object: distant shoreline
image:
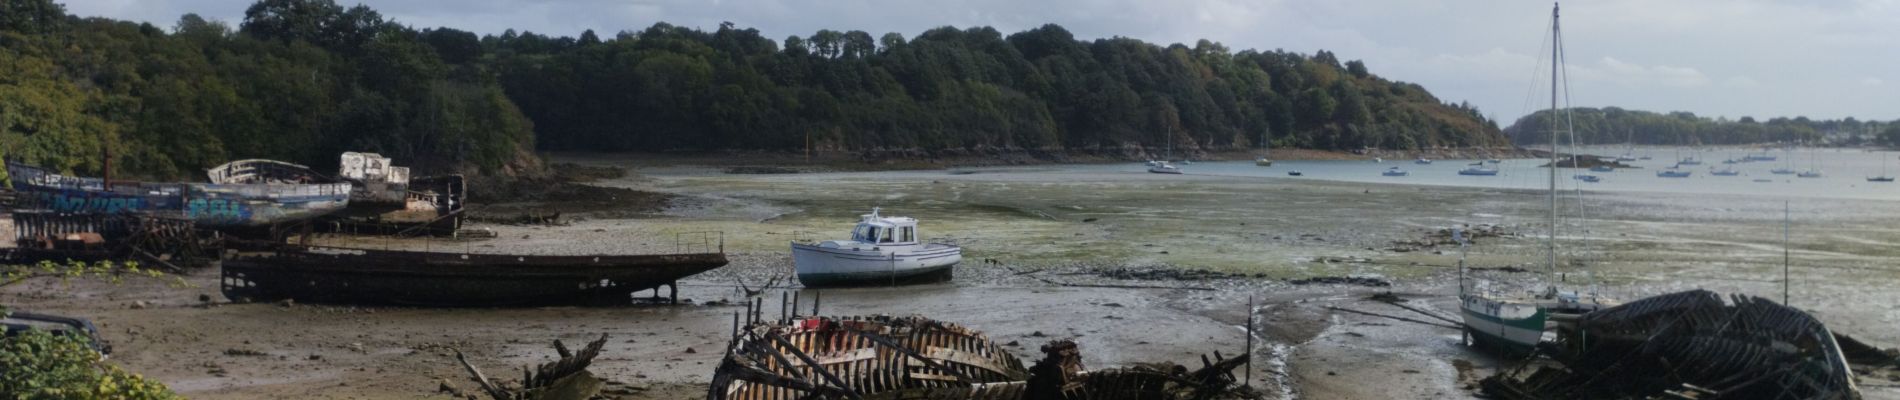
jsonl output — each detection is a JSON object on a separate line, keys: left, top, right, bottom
{"left": 545, "top": 146, "right": 1540, "bottom": 172}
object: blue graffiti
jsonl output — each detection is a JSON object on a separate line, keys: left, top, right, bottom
{"left": 186, "top": 198, "right": 251, "bottom": 222}
{"left": 38, "top": 192, "right": 151, "bottom": 213}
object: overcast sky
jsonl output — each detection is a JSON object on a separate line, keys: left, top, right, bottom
{"left": 67, "top": 0, "right": 1900, "bottom": 122}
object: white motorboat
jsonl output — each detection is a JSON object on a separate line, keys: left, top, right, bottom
{"left": 1381, "top": 167, "right": 1408, "bottom": 176}
{"left": 791, "top": 208, "right": 961, "bottom": 287}
{"left": 1147, "top": 162, "right": 1183, "bottom": 174}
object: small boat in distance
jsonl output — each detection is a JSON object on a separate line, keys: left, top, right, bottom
{"left": 1590, "top": 165, "right": 1614, "bottom": 172}
{"left": 1868, "top": 154, "right": 1892, "bottom": 182}
{"left": 1657, "top": 167, "right": 1692, "bottom": 178}
{"left": 1771, "top": 168, "right": 1796, "bottom": 175}
{"left": 1382, "top": 167, "right": 1409, "bottom": 176}
{"left": 1416, "top": 158, "right": 1434, "bottom": 165}
{"left": 1255, "top": 157, "right": 1272, "bottom": 167}
{"left": 1797, "top": 170, "right": 1822, "bottom": 178}
{"left": 1287, "top": 170, "right": 1304, "bottom": 176}
{"left": 1573, "top": 174, "right": 1600, "bottom": 182}
{"left": 1677, "top": 156, "right": 1702, "bottom": 166}
{"left": 1639, "top": 155, "right": 1653, "bottom": 160}
{"left": 1147, "top": 162, "right": 1183, "bottom": 174}
{"left": 1458, "top": 162, "right": 1499, "bottom": 176}
{"left": 1373, "top": 157, "right": 1384, "bottom": 163}
{"left": 1711, "top": 167, "right": 1741, "bottom": 176}
{"left": 1743, "top": 153, "right": 1777, "bottom": 162}
{"left": 1486, "top": 158, "right": 1502, "bottom": 164}
{"left": 791, "top": 208, "right": 962, "bottom": 287}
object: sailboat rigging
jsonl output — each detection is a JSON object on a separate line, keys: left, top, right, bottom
{"left": 1460, "top": 3, "right": 1613, "bottom": 356}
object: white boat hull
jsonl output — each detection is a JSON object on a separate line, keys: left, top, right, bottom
{"left": 791, "top": 242, "right": 961, "bottom": 287}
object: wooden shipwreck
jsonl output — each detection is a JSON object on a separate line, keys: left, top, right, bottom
{"left": 709, "top": 313, "right": 1260, "bottom": 400}
{"left": 1482, "top": 290, "right": 1868, "bottom": 399}
{"left": 7, "top": 161, "right": 352, "bottom": 228}
{"left": 209, "top": 153, "right": 466, "bottom": 236}
{"left": 220, "top": 237, "right": 728, "bottom": 307}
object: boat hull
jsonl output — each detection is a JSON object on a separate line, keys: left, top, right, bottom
{"left": 1462, "top": 296, "right": 1547, "bottom": 357}
{"left": 791, "top": 242, "right": 960, "bottom": 287}
{"left": 7, "top": 162, "right": 350, "bottom": 227}
{"left": 220, "top": 244, "right": 728, "bottom": 306}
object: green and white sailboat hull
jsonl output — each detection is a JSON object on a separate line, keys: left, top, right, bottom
{"left": 1461, "top": 296, "right": 1548, "bottom": 356}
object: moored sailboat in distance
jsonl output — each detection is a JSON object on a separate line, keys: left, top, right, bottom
{"left": 1868, "top": 154, "right": 1893, "bottom": 182}
{"left": 1382, "top": 166, "right": 1409, "bottom": 176}
{"left": 1458, "top": 162, "right": 1500, "bottom": 176}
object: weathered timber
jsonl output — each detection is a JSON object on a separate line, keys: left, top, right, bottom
{"left": 709, "top": 314, "right": 1262, "bottom": 400}
{"left": 220, "top": 240, "right": 726, "bottom": 307}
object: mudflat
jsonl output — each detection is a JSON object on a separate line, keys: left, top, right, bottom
{"left": 10, "top": 156, "right": 1900, "bottom": 399}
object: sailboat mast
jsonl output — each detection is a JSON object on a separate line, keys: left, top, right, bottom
{"left": 1547, "top": 3, "right": 1561, "bottom": 283}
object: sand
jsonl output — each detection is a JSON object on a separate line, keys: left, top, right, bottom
{"left": 8, "top": 156, "right": 1900, "bottom": 399}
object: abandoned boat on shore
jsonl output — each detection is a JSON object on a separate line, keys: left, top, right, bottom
{"left": 7, "top": 161, "right": 351, "bottom": 228}
{"left": 791, "top": 208, "right": 961, "bottom": 287}
{"left": 220, "top": 240, "right": 728, "bottom": 306}
{"left": 210, "top": 153, "right": 467, "bottom": 235}
{"left": 709, "top": 314, "right": 1256, "bottom": 400}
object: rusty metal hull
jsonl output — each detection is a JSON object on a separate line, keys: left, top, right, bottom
{"left": 220, "top": 244, "right": 727, "bottom": 307}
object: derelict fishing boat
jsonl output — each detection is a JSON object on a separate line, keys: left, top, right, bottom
{"left": 220, "top": 240, "right": 728, "bottom": 306}
{"left": 791, "top": 208, "right": 962, "bottom": 287}
{"left": 6, "top": 161, "right": 350, "bottom": 228}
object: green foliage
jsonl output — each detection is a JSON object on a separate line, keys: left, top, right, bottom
{"left": 4, "top": 0, "right": 1505, "bottom": 177}
{"left": 493, "top": 21, "right": 1507, "bottom": 153}
{"left": 0, "top": 0, "right": 535, "bottom": 179}
{"left": 1505, "top": 107, "right": 1862, "bottom": 146}
{"left": 0, "top": 260, "right": 183, "bottom": 290}
{"left": 0, "top": 329, "right": 180, "bottom": 399}
{"left": 0, "top": 259, "right": 184, "bottom": 399}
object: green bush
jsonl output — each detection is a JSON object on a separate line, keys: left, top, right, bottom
{"left": 0, "top": 329, "right": 179, "bottom": 399}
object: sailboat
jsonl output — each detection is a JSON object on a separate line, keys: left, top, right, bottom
{"left": 1255, "top": 129, "right": 1274, "bottom": 167}
{"left": 1869, "top": 154, "right": 1894, "bottom": 182}
{"left": 1458, "top": 161, "right": 1500, "bottom": 176}
{"left": 1461, "top": 3, "right": 1612, "bottom": 356}
{"left": 1797, "top": 147, "right": 1822, "bottom": 178}
{"left": 1711, "top": 151, "right": 1741, "bottom": 176}
{"left": 1149, "top": 127, "right": 1183, "bottom": 174}
{"left": 1615, "top": 130, "right": 1638, "bottom": 162}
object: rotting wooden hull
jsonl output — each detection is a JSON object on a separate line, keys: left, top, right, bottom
{"left": 219, "top": 243, "right": 727, "bottom": 307}
{"left": 710, "top": 315, "right": 1260, "bottom": 400}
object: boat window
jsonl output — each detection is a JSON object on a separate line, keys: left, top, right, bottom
{"left": 901, "top": 227, "right": 914, "bottom": 243}
{"left": 860, "top": 226, "right": 878, "bottom": 243}
{"left": 881, "top": 227, "right": 894, "bottom": 243}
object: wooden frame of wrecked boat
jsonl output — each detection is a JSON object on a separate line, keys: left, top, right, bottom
{"left": 709, "top": 311, "right": 1260, "bottom": 400}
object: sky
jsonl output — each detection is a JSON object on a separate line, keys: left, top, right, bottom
{"left": 64, "top": 0, "right": 1900, "bottom": 122}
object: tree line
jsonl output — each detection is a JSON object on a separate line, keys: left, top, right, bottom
{"left": 2, "top": 0, "right": 1509, "bottom": 180}
{"left": 492, "top": 21, "right": 1508, "bottom": 154}
{"left": 0, "top": 0, "right": 535, "bottom": 179}
{"left": 1506, "top": 107, "right": 1895, "bottom": 147}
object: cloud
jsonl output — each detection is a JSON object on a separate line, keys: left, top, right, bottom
{"left": 1584, "top": 57, "right": 1711, "bottom": 88}
{"left": 1722, "top": 76, "right": 1760, "bottom": 88}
